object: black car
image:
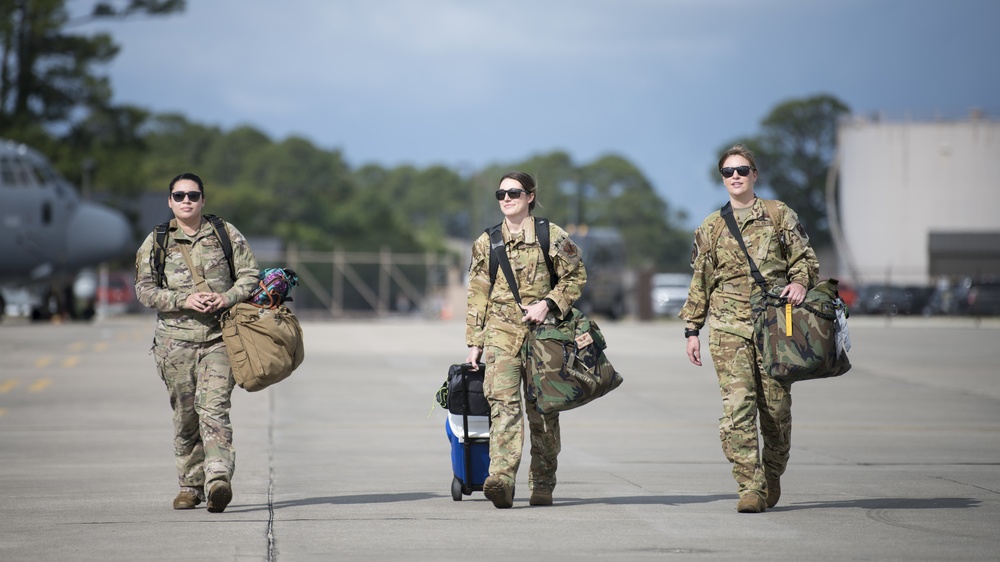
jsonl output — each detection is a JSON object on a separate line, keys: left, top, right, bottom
{"left": 856, "top": 284, "right": 934, "bottom": 316}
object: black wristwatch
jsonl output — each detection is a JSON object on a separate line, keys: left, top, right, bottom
{"left": 543, "top": 298, "right": 557, "bottom": 311}
{"left": 684, "top": 328, "right": 700, "bottom": 339}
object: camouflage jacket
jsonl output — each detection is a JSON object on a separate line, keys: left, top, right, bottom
{"left": 679, "top": 198, "right": 819, "bottom": 340}
{"left": 465, "top": 218, "right": 587, "bottom": 356}
{"left": 135, "top": 217, "right": 259, "bottom": 342}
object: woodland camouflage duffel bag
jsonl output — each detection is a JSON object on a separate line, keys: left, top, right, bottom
{"left": 751, "top": 278, "right": 852, "bottom": 385}
{"left": 525, "top": 307, "right": 623, "bottom": 414}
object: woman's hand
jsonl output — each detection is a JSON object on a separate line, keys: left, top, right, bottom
{"left": 780, "top": 282, "right": 807, "bottom": 306}
{"left": 183, "top": 292, "right": 226, "bottom": 313}
{"left": 465, "top": 346, "right": 482, "bottom": 369}
{"left": 520, "top": 301, "right": 550, "bottom": 324}
{"left": 686, "top": 336, "right": 702, "bottom": 366}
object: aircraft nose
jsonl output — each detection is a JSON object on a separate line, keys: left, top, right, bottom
{"left": 66, "top": 202, "right": 134, "bottom": 267}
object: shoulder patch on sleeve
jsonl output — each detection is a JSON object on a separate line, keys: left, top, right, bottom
{"left": 689, "top": 240, "right": 699, "bottom": 268}
{"left": 795, "top": 223, "right": 810, "bottom": 242}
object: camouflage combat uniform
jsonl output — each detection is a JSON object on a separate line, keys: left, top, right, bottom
{"left": 679, "top": 199, "right": 818, "bottom": 501}
{"left": 135, "top": 217, "right": 259, "bottom": 494}
{"left": 466, "top": 218, "right": 586, "bottom": 494}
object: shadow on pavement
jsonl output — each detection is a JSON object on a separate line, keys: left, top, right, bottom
{"left": 778, "top": 497, "right": 981, "bottom": 511}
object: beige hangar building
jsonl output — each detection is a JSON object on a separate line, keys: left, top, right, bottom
{"left": 834, "top": 114, "right": 1000, "bottom": 287}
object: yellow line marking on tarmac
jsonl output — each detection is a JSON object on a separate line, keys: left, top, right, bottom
{"left": 0, "top": 380, "right": 19, "bottom": 394}
{"left": 28, "top": 379, "right": 52, "bottom": 393}
{"left": 35, "top": 357, "right": 53, "bottom": 369}
{"left": 93, "top": 342, "right": 109, "bottom": 352}
{"left": 69, "top": 342, "right": 86, "bottom": 353}
{"left": 61, "top": 356, "right": 80, "bottom": 368}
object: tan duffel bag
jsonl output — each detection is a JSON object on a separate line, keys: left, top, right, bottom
{"left": 220, "top": 302, "right": 304, "bottom": 392}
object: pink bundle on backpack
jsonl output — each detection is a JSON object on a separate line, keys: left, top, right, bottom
{"left": 246, "top": 268, "right": 299, "bottom": 309}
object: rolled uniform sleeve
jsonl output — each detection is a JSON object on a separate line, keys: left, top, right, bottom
{"left": 221, "top": 222, "right": 260, "bottom": 308}
{"left": 678, "top": 220, "right": 715, "bottom": 331}
{"left": 777, "top": 204, "right": 819, "bottom": 290}
{"left": 135, "top": 232, "right": 187, "bottom": 313}
{"left": 544, "top": 224, "right": 586, "bottom": 316}
{"left": 465, "top": 233, "right": 491, "bottom": 348}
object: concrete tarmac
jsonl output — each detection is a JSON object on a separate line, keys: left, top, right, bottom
{"left": 0, "top": 314, "right": 998, "bottom": 561}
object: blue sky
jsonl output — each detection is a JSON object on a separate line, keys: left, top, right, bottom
{"left": 89, "top": 0, "right": 1000, "bottom": 229}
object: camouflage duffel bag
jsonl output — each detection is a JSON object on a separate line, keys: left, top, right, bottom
{"left": 220, "top": 302, "right": 305, "bottom": 392}
{"left": 751, "top": 278, "right": 852, "bottom": 385}
{"left": 525, "top": 307, "right": 623, "bottom": 414}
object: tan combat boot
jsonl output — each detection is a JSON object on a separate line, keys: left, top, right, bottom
{"left": 736, "top": 492, "right": 766, "bottom": 513}
{"left": 483, "top": 475, "right": 514, "bottom": 509}
{"left": 529, "top": 489, "right": 553, "bottom": 506}
{"left": 766, "top": 475, "right": 781, "bottom": 509}
{"left": 206, "top": 481, "right": 232, "bottom": 513}
{"left": 172, "top": 487, "right": 203, "bottom": 510}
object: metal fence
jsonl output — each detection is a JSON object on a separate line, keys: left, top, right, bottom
{"left": 256, "top": 246, "right": 459, "bottom": 318}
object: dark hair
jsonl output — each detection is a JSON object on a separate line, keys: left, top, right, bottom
{"left": 717, "top": 144, "right": 758, "bottom": 173}
{"left": 169, "top": 172, "right": 205, "bottom": 194}
{"left": 499, "top": 171, "right": 537, "bottom": 211}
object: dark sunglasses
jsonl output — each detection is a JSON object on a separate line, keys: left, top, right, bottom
{"left": 495, "top": 188, "right": 528, "bottom": 200}
{"left": 720, "top": 166, "right": 754, "bottom": 178}
{"left": 171, "top": 190, "right": 202, "bottom": 203}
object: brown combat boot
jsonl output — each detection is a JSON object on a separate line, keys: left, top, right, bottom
{"left": 483, "top": 475, "right": 514, "bottom": 509}
{"left": 206, "top": 481, "right": 232, "bottom": 513}
{"left": 736, "top": 492, "right": 766, "bottom": 513}
{"left": 766, "top": 475, "right": 781, "bottom": 509}
{"left": 172, "top": 487, "right": 203, "bottom": 510}
{"left": 529, "top": 489, "right": 553, "bottom": 506}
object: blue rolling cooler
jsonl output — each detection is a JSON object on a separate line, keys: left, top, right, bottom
{"left": 444, "top": 363, "right": 490, "bottom": 501}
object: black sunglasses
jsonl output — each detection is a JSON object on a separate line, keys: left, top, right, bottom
{"left": 720, "top": 166, "right": 754, "bottom": 178}
{"left": 495, "top": 188, "right": 528, "bottom": 200}
{"left": 171, "top": 190, "right": 202, "bottom": 203}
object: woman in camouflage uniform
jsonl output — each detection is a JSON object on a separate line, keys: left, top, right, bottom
{"left": 464, "top": 171, "right": 587, "bottom": 508}
{"left": 679, "top": 145, "right": 819, "bottom": 513}
{"left": 134, "top": 173, "right": 259, "bottom": 513}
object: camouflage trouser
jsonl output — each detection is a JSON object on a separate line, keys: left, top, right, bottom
{"left": 152, "top": 335, "right": 236, "bottom": 490}
{"left": 482, "top": 342, "right": 561, "bottom": 493}
{"left": 708, "top": 330, "right": 792, "bottom": 498}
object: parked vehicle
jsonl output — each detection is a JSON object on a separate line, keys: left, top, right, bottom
{"left": 925, "top": 278, "right": 1000, "bottom": 316}
{"left": 966, "top": 281, "right": 1000, "bottom": 315}
{"left": 855, "top": 284, "right": 934, "bottom": 316}
{"left": 651, "top": 273, "right": 692, "bottom": 317}
{"left": 571, "top": 227, "right": 627, "bottom": 320}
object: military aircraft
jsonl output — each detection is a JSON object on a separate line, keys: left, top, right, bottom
{"left": 0, "top": 138, "right": 134, "bottom": 321}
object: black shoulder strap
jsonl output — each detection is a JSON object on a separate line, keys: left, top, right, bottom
{"left": 487, "top": 217, "right": 557, "bottom": 292}
{"left": 720, "top": 202, "right": 768, "bottom": 290}
{"left": 151, "top": 214, "right": 235, "bottom": 288}
{"left": 487, "top": 225, "right": 522, "bottom": 307}
{"left": 152, "top": 220, "right": 171, "bottom": 288}
{"left": 204, "top": 214, "right": 235, "bottom": 281}
{"left": 488, "top": 223, "right": 502, "bottom": 290}
{"left": 534, "top": 217, "right": 557, "bottom": 289}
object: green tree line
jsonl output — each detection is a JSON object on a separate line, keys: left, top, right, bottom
{"left": 3, "top": 0, "right": 845, "bottom": 273}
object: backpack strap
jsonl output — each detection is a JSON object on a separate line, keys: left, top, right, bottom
{"left": 151, "top": 214, "right": 235, "bottom": 288}
{"left": 487, "top": 216, "right": 557, "bottom": 295}
{"left": 487, "top": 226, "right": 522, "bottom": 307}
{"left": 760, "top": 199, "right": 788, "bottom": 260}
{"left": 152, "top": 220, "right": 171, "bottom": 288}
{"left": 204, "top": 214, "right": 235, "bottom": 282}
